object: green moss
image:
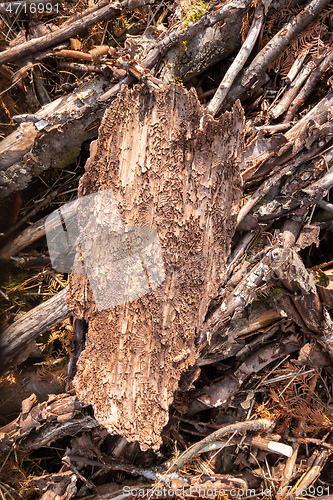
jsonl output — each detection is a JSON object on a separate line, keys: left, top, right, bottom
{"left": 315, "top": 269, "right": 330, "bottom": 287}
{"left": 183, "top": 0, "right": 206, "bottom": 27}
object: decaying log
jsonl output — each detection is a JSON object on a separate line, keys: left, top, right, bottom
{"left": 0, "top": 77, "right": 112, "bottom": 200}
{"left": 0, "top": 286, "right": 70, "bottom": 369}
{"left": 68, "top": 84, "right": 244, "bottom": 450}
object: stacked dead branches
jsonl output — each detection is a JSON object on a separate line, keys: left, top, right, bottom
{"left": 1, "top": 0, "right": 333, "bottom": 498}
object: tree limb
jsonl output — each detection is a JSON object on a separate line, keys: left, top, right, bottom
{"left": 0, "top": 0, "right": 155, "bottom": 65}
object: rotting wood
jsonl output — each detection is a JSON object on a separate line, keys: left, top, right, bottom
{"left": 68, "top": 83, "right": 244, "bottom": 450}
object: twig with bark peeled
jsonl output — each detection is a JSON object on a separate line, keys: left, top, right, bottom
{"left": 166, "top": 419, "right": 274, "bottom": 473}
{"left": 207, "top": 0, "right": 268, "bottom": 116}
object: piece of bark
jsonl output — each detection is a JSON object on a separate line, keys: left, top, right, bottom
{"left": 0, "top": 393, "right": 93, "bottom": 451}
{"left": 0, "top": 287, "right": 70, "bottom": 369}
{"left": 30, "top": 470, "right": 77, "bottom": 500}
{"left": 58, "top": 61, "right": 104, "bottom": 73}
{"left": 68, "top": 84, "right": 244, "bottom": 450}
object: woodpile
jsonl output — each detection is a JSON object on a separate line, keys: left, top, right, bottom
{"left": 0, "top": 0, "right": 333, "bottom": 498}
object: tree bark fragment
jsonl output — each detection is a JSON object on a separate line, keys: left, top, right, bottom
{"left": 68, "top": 83, "right": 244, "bottom": 450}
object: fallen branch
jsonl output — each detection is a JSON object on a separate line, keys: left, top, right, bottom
{"left": 207, "top": 0, "right": 268, "bottom": 116}
{"left": 0, "top": 0, "right": 155, "bottom": 65}
{"left": 0, "top": 199, "right": 77, "bottom": 260}
{"left": 285, "top": 48, "right": 309, "bottom": 84}
{"left": 270, "top": 57, "right": 322, "bottom": 120}
{"left": 285, "top": 45, "right": 333, "bottom": 121}
{"left": 0, "top": 286, "right": 70, "bottom": 369}
{"left": 0, "top": 76, "right": 109, "bottom": 200}
{"left": 166, "top": 419, "right": 274, "bottom": 473}
{"left": 199, "top": 435, "right": 293, "bottom": 457}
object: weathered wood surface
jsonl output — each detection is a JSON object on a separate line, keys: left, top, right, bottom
{"left": 68, "top": 84, "right": 244, "bottom": 449}
{"left": 0, "top": 286, "right": 70, "bottom": 369}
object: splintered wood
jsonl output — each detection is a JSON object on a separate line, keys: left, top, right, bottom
{"left": 68, "top": 84, "right": 244, "bottom": 449}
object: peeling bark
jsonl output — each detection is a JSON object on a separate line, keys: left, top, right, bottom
{"left": 68, "top": 84, "right": 244, "bottom": 450}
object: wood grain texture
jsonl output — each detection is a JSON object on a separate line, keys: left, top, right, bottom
{"left": 68, "top": 84, "right": 244, "bottom": 449}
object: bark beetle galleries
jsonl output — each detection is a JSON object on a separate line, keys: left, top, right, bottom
{"left": 67, "top": 84, "right": 244, "bottom": 450}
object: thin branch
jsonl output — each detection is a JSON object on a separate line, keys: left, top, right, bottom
{"left": 166, "top": 419, "right": 274, "bottom": 473}
{"left": 285, "top": 45, "right": 333, "bottom": 121}
{"left": 0, "top": 0, "right": 155, "bottom": 65}
{"left": 207, "top": 1, "right": 268, "bottom": 116}
{"left": 270, "top": 57, "right": 322, "bottom": 120}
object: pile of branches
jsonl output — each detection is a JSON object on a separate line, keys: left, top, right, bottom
{"left": 1, "top": 0, "right": 333, "bottom": 498}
